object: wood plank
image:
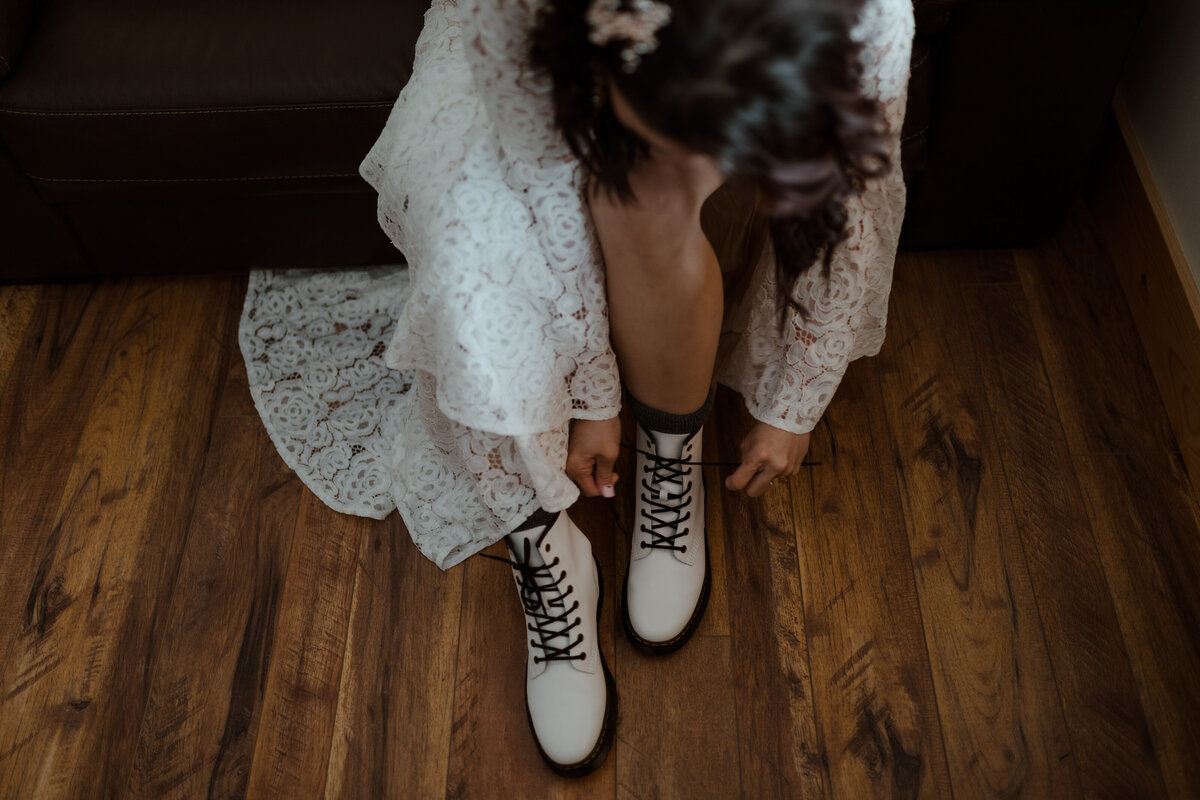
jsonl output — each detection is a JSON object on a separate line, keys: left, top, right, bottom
{"left": 715, "top": 388, "right": 826, "bottom": 800}
{"left": 963, "top": 280, "right": 1168, "bottom": 798}
{"left": 322, "top": 515, "right": 462, "bottom": 800}
{"left": 124, "top": 410, "right": 303, "bottom": 799}
{"left": 1071, "top": 450, "right": 1200, "bottom": 799}
{"left": 0, "top": 276, "right": 241, "bottom": 798}
{"left": 792, "top": 359, "right": 952, "bottom": 799}
{"left": 0, "top": 284, "right": 39, "bottom": 391}
{"left": 1084, "top": 108, "right": 1200, "bottom": 499}
{"left": 697, "top": 422, "right": 730, "bottom": 636}
{"left": 0, "top": 283, "right": 118, "bottom": 674}
{"left": 614, "top": 636, "right": 739, "bottom": 800}
{"left": 244, "top": 492, "right": 367, "bottom": 798}
{"left": 217, "top": 275, "right": 259, "bottom": 420}
{"left": 1014, "top": 202, "right": 1178, "bottom": 456}
{"left": 445, "top": 494, "right": 617, "bottom": 798}
{"left": 876, "top": 250, "right": 1079, "bottom": 799}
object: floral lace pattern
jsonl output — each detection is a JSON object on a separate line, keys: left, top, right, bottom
{"left": 239, "top": 0, "right": 914, "bottom": 569}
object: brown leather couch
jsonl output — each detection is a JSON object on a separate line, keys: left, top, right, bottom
{"left": 0, "top": 0, "right": 1144, "bottom": 282}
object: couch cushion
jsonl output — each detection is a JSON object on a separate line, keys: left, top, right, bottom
{"left": 0, "top": 0, "right": 35, "bottom": 79}
{"left": 0, "top": 0, "right": 427, "bottom": 201}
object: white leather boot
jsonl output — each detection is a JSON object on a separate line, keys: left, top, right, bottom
{"left": 503, "top": 511, "right": 616, "bottom": 776}
{"left": 622, "top": 422, "right": 710, "bottom": 654}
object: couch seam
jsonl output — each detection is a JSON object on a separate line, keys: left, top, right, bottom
{"left": 0, "top": 101, "right": 392, "bottom": 117}
{"left": 901, "top": 126, "right": 929, "bottom": 144}
{"left": 28, "top": 172, "right": 362, "bottom": 183}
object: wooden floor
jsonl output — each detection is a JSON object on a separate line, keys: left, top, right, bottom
{"left": 3, "top": 159, "right": 1200, "bottom": 800}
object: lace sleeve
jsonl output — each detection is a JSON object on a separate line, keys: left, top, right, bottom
{"left": 718, "top": 0, "right": 915, "bottom": 435}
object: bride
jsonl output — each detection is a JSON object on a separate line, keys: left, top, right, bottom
{"left": 240, "top": 0, "right": 913, "bottom": 776}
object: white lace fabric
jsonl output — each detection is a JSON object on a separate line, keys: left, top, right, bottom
{"left": 239, "top": 0, "right": 914, "bottom": 569}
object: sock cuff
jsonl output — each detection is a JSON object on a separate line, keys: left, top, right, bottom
{"left": 626, "top": 384, "right": 715, "bottom": 436}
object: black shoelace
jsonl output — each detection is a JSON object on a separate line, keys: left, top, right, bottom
{"left": 638, "top": 446, "right": 696, "bottom": 553}
{"left": 482, "top": 535, "right": 586, "bottom": 665}
{"left": 606, "top": 440, "right": 821, "bottom": 543}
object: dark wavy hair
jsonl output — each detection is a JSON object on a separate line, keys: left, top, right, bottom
{"left": 530, "top": 0, "right": 891, "bottom": 324}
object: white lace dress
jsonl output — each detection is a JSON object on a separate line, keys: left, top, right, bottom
{"left": 239, "top": 0, "right": 914, "bottom": 570}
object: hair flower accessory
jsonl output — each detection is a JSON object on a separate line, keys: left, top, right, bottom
{"left": 586, "top": 0, "right": 673, "bottom": 73}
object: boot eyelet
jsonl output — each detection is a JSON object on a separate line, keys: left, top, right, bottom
{"left": 581, "top": 653, "right": 587, "bottom": 660}
{"left": 544, "top": 544, "right": 551, "bottom": 552}
{"left": 680, "top": 545, "right": 688, "bottom": 553}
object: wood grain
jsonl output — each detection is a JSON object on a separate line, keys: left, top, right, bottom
{"left": 323, "top": 514, "right": 462, "bottom": 800}
{"left": 793, "top": 360, "right": 951, "bottom": 799}
{"left": 0, "top": 283, "right": 119, "bottom": 674}
{"left": 0, "top": 276, "right": 241, "bottom": 798}
{"left": 963, "top": 280, "right": 1167, "bottom": 798}
{"left": 1014, "top": 203, "right": 1178, "bottom": 456}
{"left": 716, "top": 388, "right": 827, "bottom": 800}
{"left": 614, "top": 636, "right": 739, "bottom": 800}
{"left": 0, "top": 284, "right": 39, "bottom": 391}
{"left": 124, "top": 410, "right": 303, "bottom": 799}
{"left": 244, "top": 491, "right": 367, "bottom": 798}
{"left": 1085, "top": 106, "right": 1200, "bottom": 500}
{"left": 877, "top": 251, "right": 1078, "bottom": 799}
{"left": 696, "top": 422, "right": 730, "bottom": 637}
{"left": 1071, "top": 451, "right": 1200, "bottom": 800}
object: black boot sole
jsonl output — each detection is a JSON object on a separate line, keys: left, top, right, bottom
{"left": 526, "top": 554, "right": 617, "bottom": 778}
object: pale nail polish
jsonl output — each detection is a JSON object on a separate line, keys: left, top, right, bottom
{"left": 601, "top": 484, "right": 615, "bottom": 498}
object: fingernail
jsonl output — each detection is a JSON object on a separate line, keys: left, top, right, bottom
{"left": 601, "top": 484, "right": 615, "bottom": 498}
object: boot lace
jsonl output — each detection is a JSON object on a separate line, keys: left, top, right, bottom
{"left": 639, "top": 448, "right": 694, "bottom": 553}
{"left": 484, "top": 536, "right": 586, "bottom": 665}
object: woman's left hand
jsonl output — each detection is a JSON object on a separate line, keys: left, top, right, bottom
{"left": 566, "top": 416, "right": 622, "bottom": 498}
{"left": 725, "top": 421, "right": 811, "bottom": 498}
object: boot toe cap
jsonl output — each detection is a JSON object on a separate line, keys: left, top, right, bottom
{"left": 626, "top": 558, "right": 706, "bottom": 644}
{"left": 527, "top": 667, "right": 609, "bottom": 767}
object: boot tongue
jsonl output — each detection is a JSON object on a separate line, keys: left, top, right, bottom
{"left": 649, "top": 428, "right": 688, "bottom": 460}
{"left": 648, "top": 429, "right": 690, "bottom": 510}
{"left": 508, "top": 528, "right": 547, "bottom": 568}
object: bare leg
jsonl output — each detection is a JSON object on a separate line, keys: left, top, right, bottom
{"left": 588, "top": 154, "right": 725, "bottom": 415}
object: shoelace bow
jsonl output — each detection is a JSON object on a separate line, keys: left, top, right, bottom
{"left": 482, "top": 536, "right": 586, "bottom": 664}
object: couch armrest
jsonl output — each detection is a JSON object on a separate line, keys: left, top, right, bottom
{"left": 0, "top": 0, "right": 35, "bottom": 79}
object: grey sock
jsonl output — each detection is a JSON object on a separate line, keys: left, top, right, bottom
{"left": 626, "top": 384, "right": 715, "bottom": 436}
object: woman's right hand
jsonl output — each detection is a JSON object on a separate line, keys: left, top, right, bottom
{"left": 566, "top": 417, "right": 622, "bottom": 498}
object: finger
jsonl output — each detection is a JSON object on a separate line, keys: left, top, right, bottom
{"left": 744, "top": 465, "right": 781, "bottom": 498}
{"left": 594, "top": 453, "right": 619, "bottom": 499}
{"left": 725, "top": 459, "right": 762, "bottom": 492}
{"left": 567, "top": 457, "right": 601, "bottom": 497}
